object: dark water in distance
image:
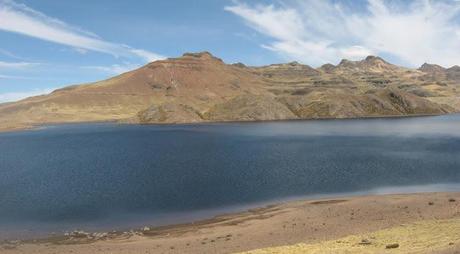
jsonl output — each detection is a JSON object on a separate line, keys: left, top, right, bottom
{"left": 1, "top": 115, "right": 460, "bottom": 239}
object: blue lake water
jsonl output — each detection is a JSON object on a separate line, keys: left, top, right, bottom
{"left": 0, "top": 115, "right": 460, "bottom": 239}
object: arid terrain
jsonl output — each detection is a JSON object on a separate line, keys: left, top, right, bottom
{"left": 0, "top": 52, "right": 459, "bottom": 131}
{"left": 1, "top": 192, "right": 459, "bottom": 254}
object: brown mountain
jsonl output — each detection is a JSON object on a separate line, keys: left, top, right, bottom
{"left": 418, "top": 63, "right": 446, "bottom": 74}
{"left": 334, "top": 56, "right": 400, "bottom": 73}
{"left": 418, "top": 63, "right": 460, "bottom": 81}
{"left": 0, "top": 52, "right": 458, "bottom": 131}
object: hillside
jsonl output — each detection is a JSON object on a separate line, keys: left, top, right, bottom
{"left": 0, "top": 52, "right": 458, "bottom": 131}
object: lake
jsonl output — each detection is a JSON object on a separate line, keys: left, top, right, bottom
{"left": 1, "top": 115, "right": 460, "bottom": 240}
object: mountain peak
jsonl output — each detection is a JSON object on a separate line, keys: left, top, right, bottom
{"left": 338, "top": 59, "right": 354, "bottom": 66}
{"left": 364, "top": 55, "right": 385, "bottom": 63}
{"left": 318, "top": 63, "right": 336, "bottom": 73}
{"left": 335, "top": 55, "right": 398, "bottom": 72}
{"left": 181, "top": 51, "right": 223, "bottom": 62}
{"left": 256, "top": 61, "right": 319, "bottom": 78}
{"left": 183, "top": 51, "right": 215, "bottom": 58}
{"left": 365, "top": 55, "right": 378, "bottom": 60}
{"left": 418, "top": 63, "right": 446, "bottom": 73}
{"left": 232, "top": 62, "right": 247, "bottom": 68}
{"left": 287, "top": 61, "right": 301, "bottom": 66}
{"left": 448, "top": 65, "right": 460, "bottom": 72}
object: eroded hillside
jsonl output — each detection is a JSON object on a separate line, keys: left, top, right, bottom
{"left": 0, "top": 52, "right": 458, "bottom": 131}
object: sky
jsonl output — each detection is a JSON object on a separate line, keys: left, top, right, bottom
{"left": 1, "top": 0, "right": 460, "bottom": 102}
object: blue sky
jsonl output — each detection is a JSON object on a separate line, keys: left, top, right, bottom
{"left": 1, "top": 0, "right": 460, "bottom": 102}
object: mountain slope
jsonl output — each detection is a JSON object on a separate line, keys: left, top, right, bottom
{"left": 0, "top": 52, "right": 458, "bottom": 131}
{"left": 0, "top": 52, "right": 267, "bottom": 128}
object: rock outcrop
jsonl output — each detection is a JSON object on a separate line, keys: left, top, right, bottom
{"left": 203, "top": 94, "right": 296, "bottom": 121}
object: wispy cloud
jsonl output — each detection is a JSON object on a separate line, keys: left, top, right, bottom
{"left": 0, "top": 73, "right": 40, "bottom": 80}
{"left": 226, "top": 0, "right": 460, "bottom": 67}
{"left": 0, "top": 61, "right": 40, "bottom": 69}
{"left": 0, "top": 0, "right": 165, "bottom": 62}
{"left": 82, "top": 63, "right": 140, "bottom": 75}
{"left": 0, "top": 48, "right": 27, "bottom": 60}
{"left": 130, "top": 49, "right": 165, "bottom": 62}
{"left": 0, "top": 87, "right": 54, "bottom": 103}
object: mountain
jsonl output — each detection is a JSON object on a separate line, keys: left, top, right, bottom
{"left": 418, "top": 63, "right": 460, "bottom": 81}
{"left": 0, "top": 52, "right": 458, "bottom": 131}
{"left": 334, "top": 56, "right": 401, "bottom": 73}
{"left": 447, "top": 66, "right": 460, "bottom": 80}
{"left": 418, "top": 63, "right": 446, "bottom": 74}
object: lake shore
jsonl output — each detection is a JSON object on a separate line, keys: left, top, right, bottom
{"left": 0, "top": 112, "right": 447, "bottom": 134}
{"left": 2, "top": 192, "right": 460, "bottom": 254}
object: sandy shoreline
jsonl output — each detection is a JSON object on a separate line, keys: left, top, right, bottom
{"left": 1, "top": 192, "right": 460, "bottom": 254}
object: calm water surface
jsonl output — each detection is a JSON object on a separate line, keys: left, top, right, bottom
{"left": 0, "top": 115, "right": 460, "bottom": 239}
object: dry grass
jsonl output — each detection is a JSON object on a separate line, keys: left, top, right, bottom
{"left": 238, "top": 219, "right": 460, "bottom": 254}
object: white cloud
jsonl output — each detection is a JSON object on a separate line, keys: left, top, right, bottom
{"left": 0, "top": 61, "right": 40, "bottom": 69}
{"left": 82, "top": 63, "right": 140, "bottom": 75}
{"left": 0, "top": 87, "right": 54, "bottom": 103}
{"left": 130, "top": 49, "right": 164, "bottom": 62}
{"left": 226, "top": 0, "right": 460, "bottom": 67}
{"left": 340, "top": 46, "right": 374, "bottom": 60}
{"left": 0, "top": 0, "right": 165, "bottom": 62}
{"left": 0, "top": 74, "right": 39, "bottom": 80}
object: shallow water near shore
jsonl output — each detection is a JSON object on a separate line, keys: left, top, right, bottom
{"left": 0, "top": 115, "right": 460, "bottom": 240}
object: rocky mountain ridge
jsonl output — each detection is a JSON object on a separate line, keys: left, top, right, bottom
{"left": 0, "top": 51, "right": 458, "bottom": 131}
